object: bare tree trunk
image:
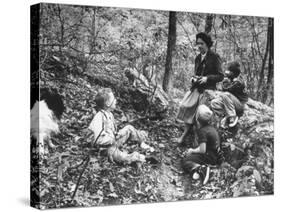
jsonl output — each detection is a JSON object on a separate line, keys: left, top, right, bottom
{"left": 163, "top": 11, "right": 177, "bottom": 93}
{"left": 258, "top": 18, "right": 270, "bottom": 100}
{"left": 264, "top": 18, "right": 274, "bottom": 104}
{"left": 267, "top": 18, "right": 274, "bottom": 86}
{"left": 205, "top": 14, "right": 214, "bottom": 34}
{"left": 89, "top": 8, "right": 97, "bottom": 55}
{"left": 56, "top": 5, "right": 64, "bottom": 54}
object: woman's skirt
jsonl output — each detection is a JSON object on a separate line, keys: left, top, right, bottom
{"left": 177, "top": 88, "right": 202, "bottom": 124}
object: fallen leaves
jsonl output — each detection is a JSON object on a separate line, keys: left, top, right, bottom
{"left": 36, "top": 72, "right": 273, "bottom": 209}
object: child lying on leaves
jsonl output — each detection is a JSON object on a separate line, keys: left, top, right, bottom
{"left": 88, "top": 88, "right": 157, "bottom": 164}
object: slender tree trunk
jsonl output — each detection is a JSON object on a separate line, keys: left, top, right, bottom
{"left": 163, "top": 11, "right": 177, "bottom": 93}
{"left": 89, "top": 7, "right": 97, "bottom": 55}
{"left": 56, "top": 5, "right": 64, "bottom": 54}
{"left": 264, "top": 18, "right": 274, "bottom": 104}
{"left": 258, "top": 18, "right": 270, "bottom": 100}
{"left": 205, "top": 14, "right": 214, "bottom": 34}
{"left": 267, "top": 18, "right": 274, "bottom": 86}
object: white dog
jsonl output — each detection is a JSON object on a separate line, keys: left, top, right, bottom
{"left": 31, "top": 100, "right": 60, "bottom": 155}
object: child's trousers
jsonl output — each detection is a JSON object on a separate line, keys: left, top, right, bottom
{"left": 182, "top": 152, "right": 217, "bottom": 173}
{"left": 211, "top": 92, "right": 244, "bottom": 118}
{"left": 107, "top": 125, "right": 148, "bottom": 164}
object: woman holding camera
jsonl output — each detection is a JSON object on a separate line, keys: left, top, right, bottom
{"left": 177, "top": 32, "right": 223, "bottom": 145}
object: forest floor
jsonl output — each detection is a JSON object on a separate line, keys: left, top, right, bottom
{"left": 35, "top": 73, "right": 273, "bottom": 209}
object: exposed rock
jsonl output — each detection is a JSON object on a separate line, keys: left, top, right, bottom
{"left": 202, "top": 90, "right": 273, "bottom": 196}
{"left": 124, "top": 67, "right": 171, "bottom": 116}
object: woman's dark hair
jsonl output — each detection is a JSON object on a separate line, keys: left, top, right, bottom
{"left": 196, "top": 32, "right": 213, "bottom": 48}
{"left": 227, "top": 61, "right": 241, "bottom": 78}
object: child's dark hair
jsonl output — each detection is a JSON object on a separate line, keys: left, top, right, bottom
{"left": 227, "top": 61, "right": 241, "bottom": 78}
{"left": 94, "top": 88, "right": 113, "bottom": 110}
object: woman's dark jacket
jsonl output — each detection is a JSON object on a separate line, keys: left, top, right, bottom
{"left": 193, "top": 50, "right": 224, "bottom": 92}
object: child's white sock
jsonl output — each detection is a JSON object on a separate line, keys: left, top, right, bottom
{"left": 192, "top": 172, "right": 200, "bottom": 180}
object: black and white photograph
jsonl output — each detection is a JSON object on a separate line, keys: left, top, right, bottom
{"left": 29, "top": 1, "right": 274, "bottom": 210}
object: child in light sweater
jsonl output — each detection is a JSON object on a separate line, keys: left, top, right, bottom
{"left": 88, "top": 88, "right": 154, "bottom": 164}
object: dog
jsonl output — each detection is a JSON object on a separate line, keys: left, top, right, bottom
{"left": 31, "top": 88, "right": 64, "bottom": 155}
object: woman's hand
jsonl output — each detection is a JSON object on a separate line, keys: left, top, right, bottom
{"left": 184, "top": 148, "right": 194, "bottom": 156}
{"left": 198, "top": 76, "right": 207, "bottom": 84}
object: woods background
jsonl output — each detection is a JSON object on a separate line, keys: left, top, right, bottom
{"left": 29, "top": 2, "right": 274, "bottom": 209}
{"left": 39, "top": 4, "right": 273, "bottom": 105}
{"left": 0, "top": 0, "right": 279, "bottom": 212}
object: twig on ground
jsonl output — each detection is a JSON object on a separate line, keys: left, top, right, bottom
{"left": 71, "top": 155, "right": 90, "bottom": 202}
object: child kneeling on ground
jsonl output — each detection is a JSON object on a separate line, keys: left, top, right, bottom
{"left": 88, "top": 88, "right": 155, "bottom": 164}
{"left": 181, "top": 104, "right": 221, "bottom": 185}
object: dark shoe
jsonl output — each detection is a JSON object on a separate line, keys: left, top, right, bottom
{"left": 228, "top": 116, "right": 238, "bottom": 128}
{"left": 198, "top": 165, "right": 210, "bottom": 185}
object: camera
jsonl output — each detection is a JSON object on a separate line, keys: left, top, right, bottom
{"left": 191, "top": 76, "right": 202, "bottom": 85}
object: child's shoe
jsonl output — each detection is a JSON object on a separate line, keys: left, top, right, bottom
{"left": 228, "top": 116, "right": 238, "bottom": 128}
{"left": 221, "top": 116, "right": 238, "bottom": 128}
{"left": 198, "top": 165, "right": 210, "bottom": 185}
